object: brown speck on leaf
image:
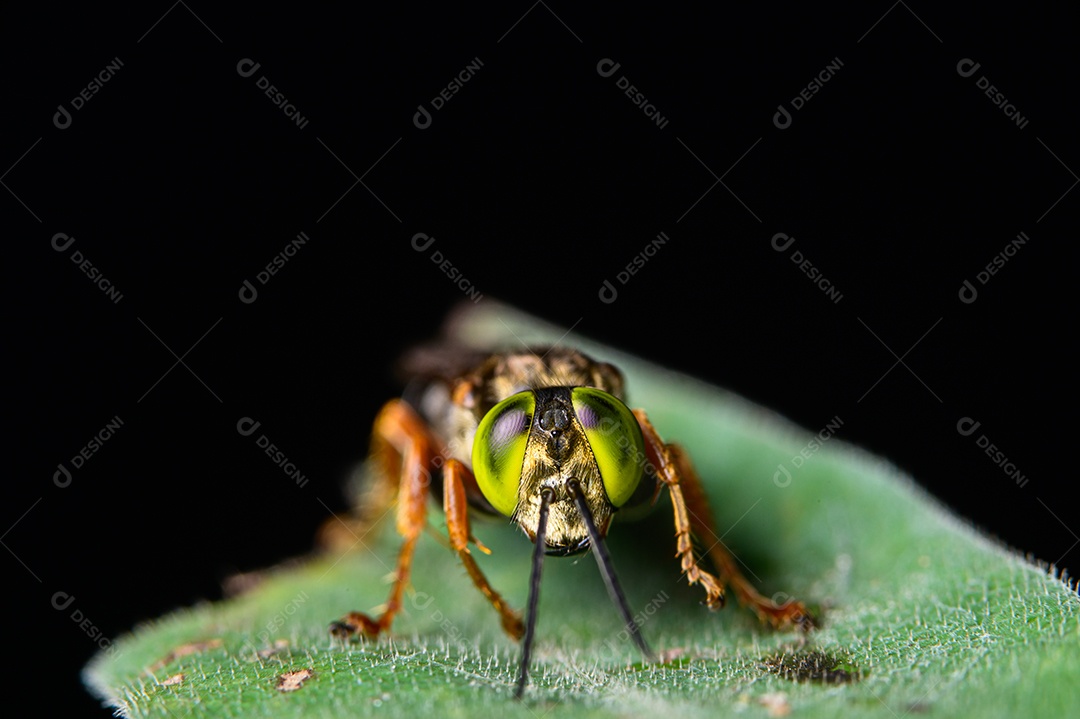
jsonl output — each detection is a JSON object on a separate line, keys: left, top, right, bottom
{"left": 277, "top": 668, "right": 314, "bottom": 692}
{"left": 759, "top": 692, "right": 791, "bottom": 717}
{"left": 160, "top": 673, "right": 184, "bottom": 687}
{"left": 149, "top": 638, "right": 224, "bottom": 671}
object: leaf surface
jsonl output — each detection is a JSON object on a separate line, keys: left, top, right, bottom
{"left": 85, "top": 303, "right": 1080, "bottom": 718}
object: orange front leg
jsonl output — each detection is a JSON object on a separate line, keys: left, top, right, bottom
{"left": 634, "top": 410, "right": 814, "bottom": 630}
{"left": 330, "top": 399, "right": 438, "bottom": 640}
{"left": 443, "top": 458, "right": 524, "bottom": 640}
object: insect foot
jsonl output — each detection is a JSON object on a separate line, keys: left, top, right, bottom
{"left": 329, "top": 612, "right": 382, "bottom": 640}
{"left": 763, "top": 593, "right": 817, "bottom": 632}
{"left": 502, "top": 611, "right": 526, "bottom": 641}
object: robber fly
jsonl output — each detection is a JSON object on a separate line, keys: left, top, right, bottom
{"left": 324, "top": 344, "right": 813, "bottom": 697}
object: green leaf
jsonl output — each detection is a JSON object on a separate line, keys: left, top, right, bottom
{"left": 85, "top": 303, "right": 1079, "bottom": 718}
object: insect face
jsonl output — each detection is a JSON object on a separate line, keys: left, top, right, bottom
{"left": 472, "top": 386, "right": 647, "bottom": 552}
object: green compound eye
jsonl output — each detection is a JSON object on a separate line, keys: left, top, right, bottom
{"left": 473, "top": 391, "right": 536, "bottom": 517}
{"left": 571, "top": 387, "right": 645, "bottom": 508}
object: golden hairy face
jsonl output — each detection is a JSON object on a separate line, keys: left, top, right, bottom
{"left": 472, "top": 386, "right": 646, "bottom": 554}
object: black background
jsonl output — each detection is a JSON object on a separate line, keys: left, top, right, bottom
{"left": 4, "top": 3, "right": 1075, "bottom": 715}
